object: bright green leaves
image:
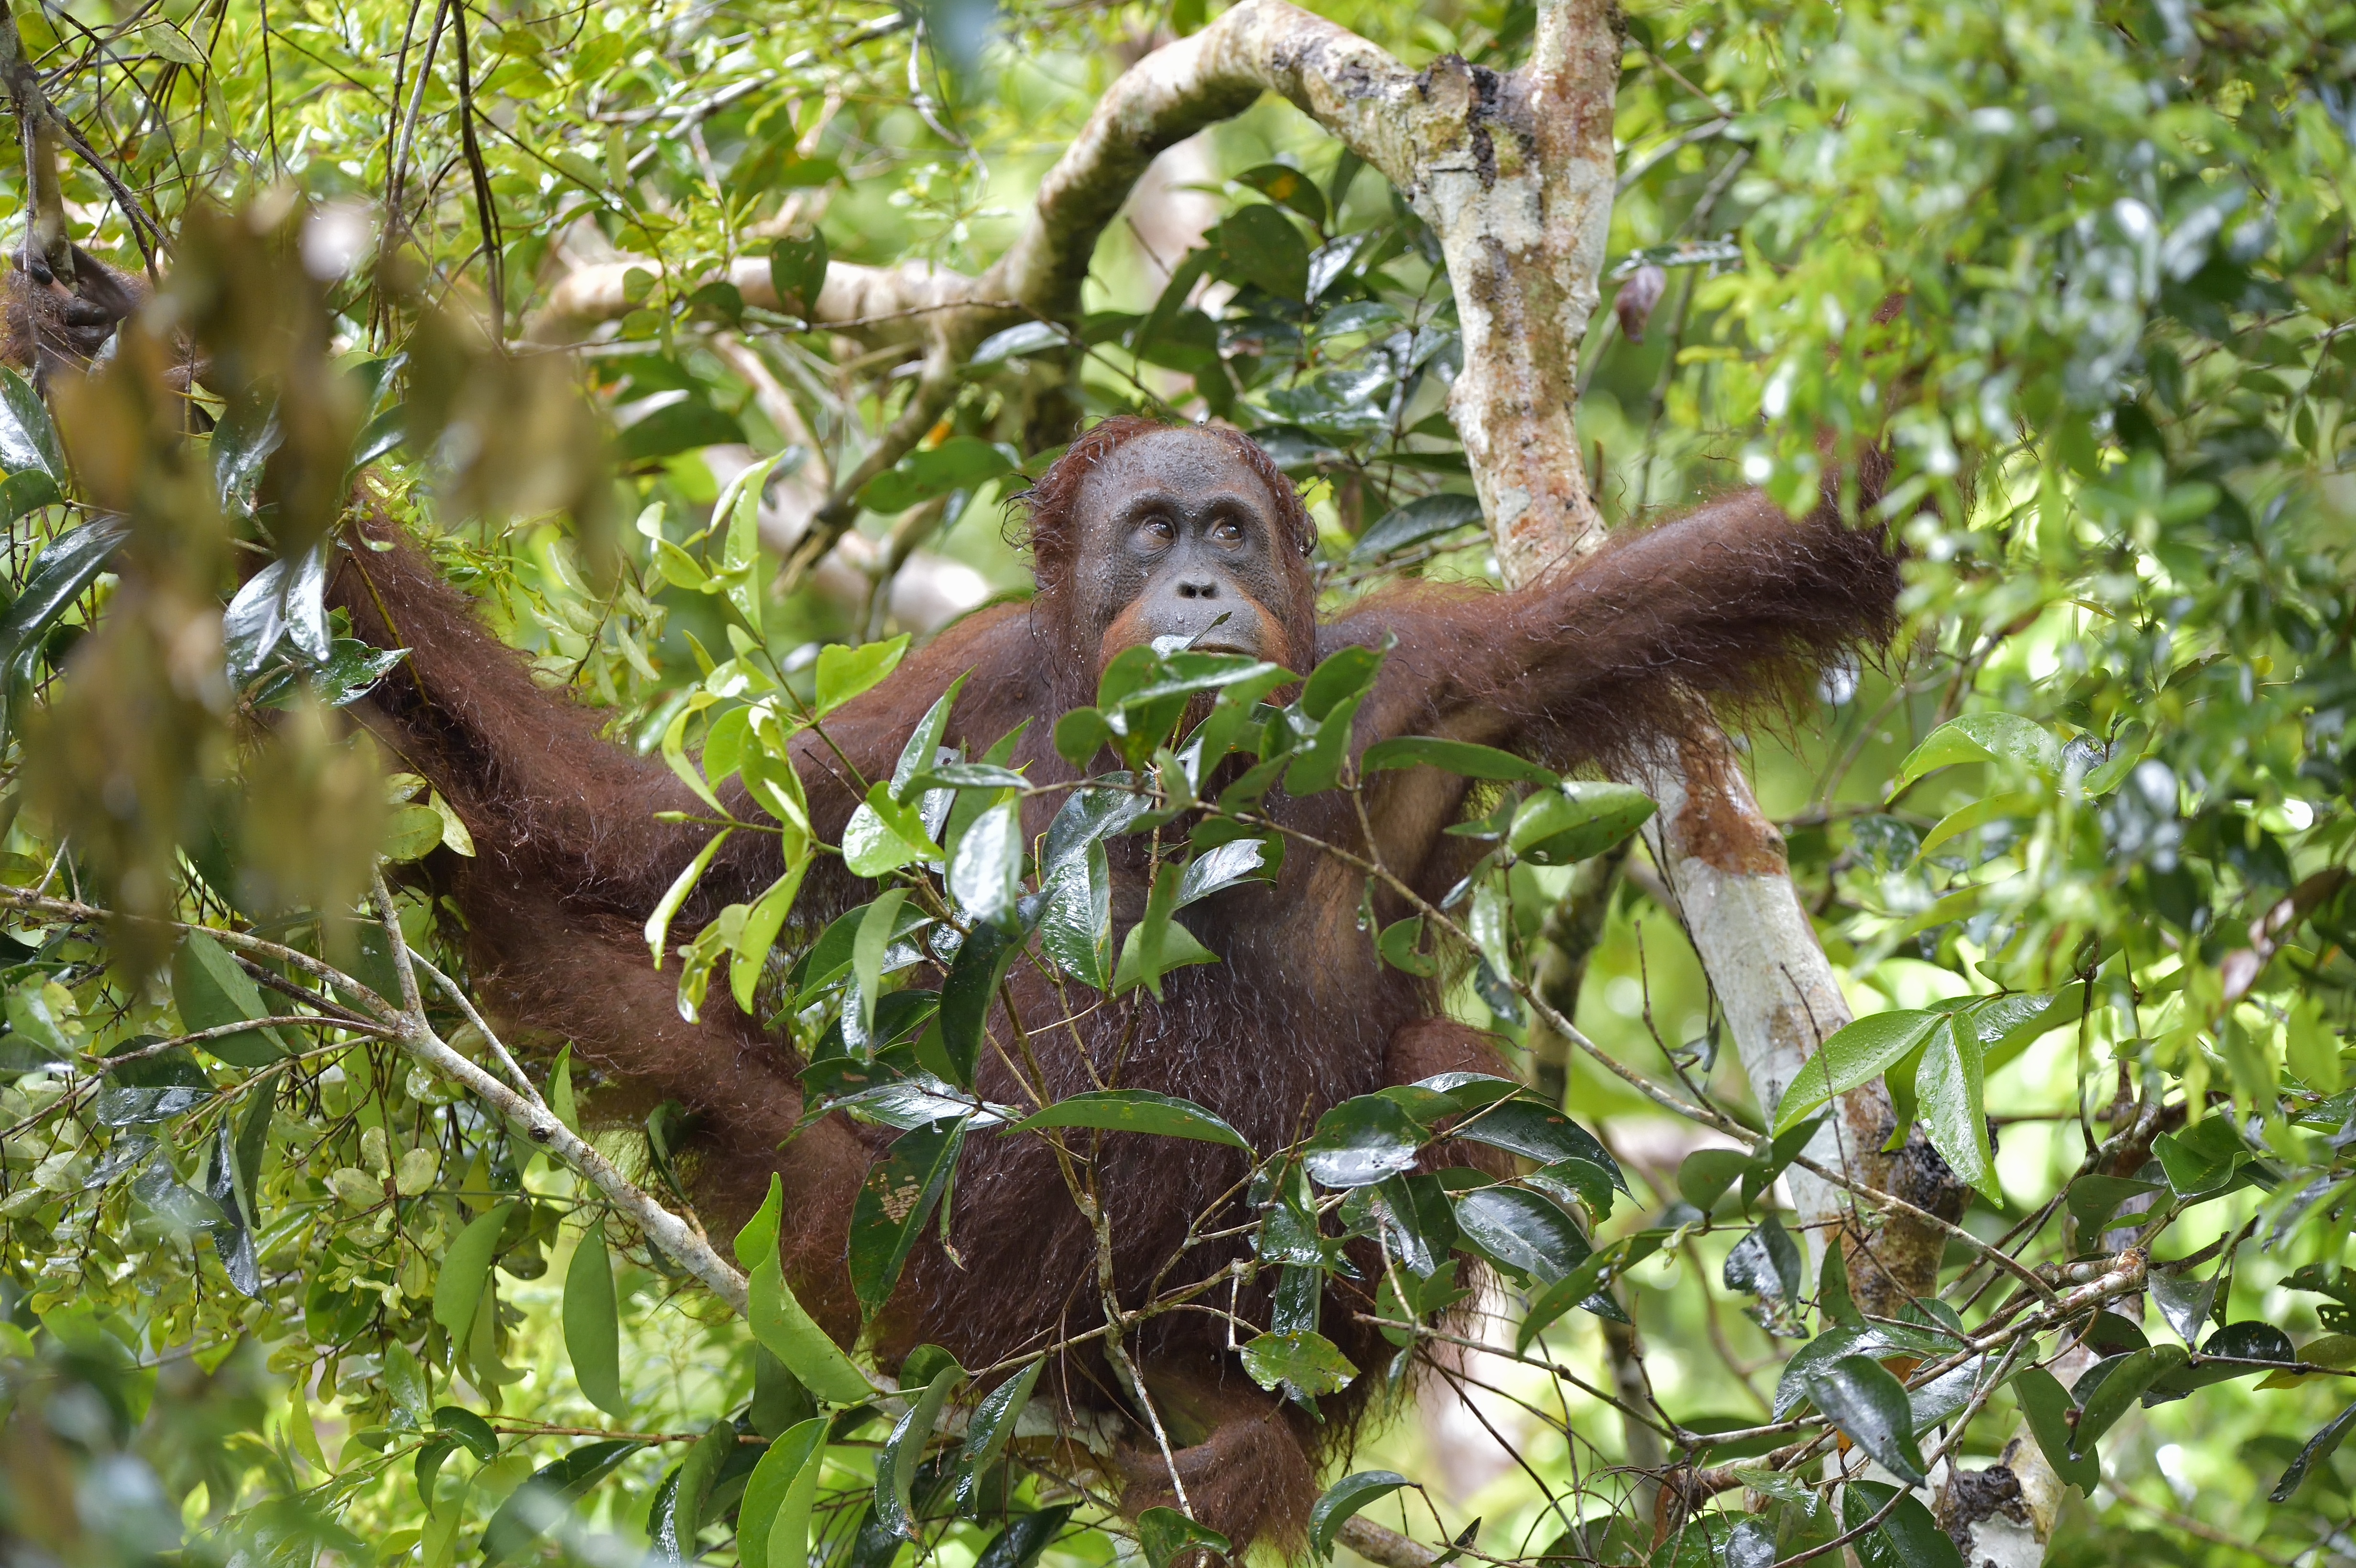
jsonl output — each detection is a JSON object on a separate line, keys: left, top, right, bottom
{"left": 735, "top": 1176, "right": 872, "bottom": 1404}
{"left": 1894, "top": 713, "right": 2063, "bottom": 791}
{"left": 1772, "top": 1010, "right": 1943, "bottom": 1133}
{"left": 432, "top": 1200, "right": 516, "bottom": 1342}
{"left": 1505, "top": 781, "right": 1655, "bottom": 866}
{"left": 739, "top": 1418, "right": 828, "bottom": 1568}
{"left": 816, "top": 634, "right": 912, "bottom": 717}
{"left": 1240, "top": 1329, "right": 1358, "bottom": 1405}
{"left": 1112, "top": 861, "right": 1217, "bottom": 998}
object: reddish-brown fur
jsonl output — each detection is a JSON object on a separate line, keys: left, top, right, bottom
{"left": 328, "top": 422, "right": 1898, "bottom": 1553}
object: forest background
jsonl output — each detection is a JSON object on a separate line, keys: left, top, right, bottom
{"left": 0, "top": 1, "right": 2352, "bottom": 1568}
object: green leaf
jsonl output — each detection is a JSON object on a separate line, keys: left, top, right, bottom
{"left": 739, "top": 1417, "right": 828, "bottom": 1568}
{"left": 2271, "top": 1400, "right": 2356, "bottom": 1502}
{"left": 1138, "top": 1507, "right": 1233, "bottom": 1568}
{"left": 0, "top": 366, "right": 63, "bottom": 479}
{"left": 874, "top": 1358, "right": 965, "bottom": 1539}
{"left": 619, "top": 398, "right": 746, "bottom": 461}
{"left": 1802, "top": 1354, "right": 1926, "bottom": 1484}
{"left": 949, "top": 798, "right": 1024, "bottom": 931}
{"left": 0, "top": 519, "right": 126, "bottom": 725}
{"left": 1283, "top": 689, "right": 1368, "bottom": 796}
{"left": 1239, "top": 1330, "right": 1358, "bottom": 1404}
{"left": 769, "top": 233, "right": 830, "bottom": 315}
{"left": 844, "top": 782, "right": 942, "bottom": 877}
{"left": 170, "top": 932, "right": 288, "bottom": 1066}
{"left": 2062, "top": 1172, "right": 2160, "bottom": 1251}
{"left": 2153, "top": 1116, "right": 2255, "bottom": 1200}
{"left": 851, "top": 890, "right": 910, "bottom": 1048}
{"left": 2070, "top": 1345, "right": 2187, "bottom": 1455}
{"left": 1450, "top": 1101, "right": 1627, "bottom": 1191}
{"left": 861, "top": 437, "right": 1016, "bottom": 514}
{"left": 1303, "top": 1095, "right": 1428, "bottom": 1189}
{"left": 1237, "top": 162, "right": 1328, "bottom": 227}
{"left": 1507, "top": 783, "right": 1657, "bottom": 866}
{"left": 1309, "top": 1471, "right": 1410, "bottom": 1560}
{"left": 563, "top": 1222, "right": 625, "bottom": 1416}
{"left": 644, "top": 830, "right": 732, "bottom": 965}
{"left": 1007, "top": 1089, "right": 1251, "bottom": 1150}
{"left": 1912, "top": 1017, "right": 1997, "bottom": 1200}
{"left": 1299, "top": 643, "right": 1386, "bottom": 721}
{"left": 1839, "top": 1481, "right": 1963, "bottom": 1568}
{"left": 1211, "top": 203, "right": 1309, "bottom": 299}
{"left": 731, "top": 863, "right": 811, "bottom": 1016}
{"left": 1113, "top": 860, "right": 1219, "bottom": 998}
{"left": 1360, "top": 735, "right": 1556, "bottom": 784}
{"left": 849, "top": 1118, "right": 968, "bottom": 1319}
{"left": 1377, "top": 915, "right": 1438, "bottom": 976}
{"left": 1677, "top": 1148, "right": 1751, "bottom": 1211}
{"left": 1893, "top": 713, "right": 2062, "bottom": 790}
{"left": 938, "top": 920, "right": 1017, "bottom": 1089}
{"left": 815, "top": 635, "right": 912, "bottom": 717}
{"left": 480, "top": 1440, "right": 642, "bottom": 1567}
{"left": 433, "top": 1405, "right": 500, "bottom": 1460}
{"left": 1771, "top": 1010, "right": 1942, "bottom": 1134}
{"left": 648, "top": 1421, "right": 734, "bottom": 1567}
{"left": 1039, "top": 840, "right": 1113, "bottom": 990}
{"left": 2011, "top": 1367, "right": 2098, "bottom": 1492}
{"left": 1350, "top": 491, "right": 1486, "bottom": 560}
{"left": 433, "top": 1200, "right": 517, "bottom": 1340}
{"left": 974, "top": 1507, "right": 1075, "bottom": 1568}
{"left": 735, "top": 1176, "right": 873, "bottom": 1403}
{"left": 1453, "top": 1187, "right": 1590, "bottom": 1285}
{"left": 951, "top": 1357, "right": 1045, "bottom": 1512}
{"left": 970, "top": 321, "right": 1069, "bottom": 366}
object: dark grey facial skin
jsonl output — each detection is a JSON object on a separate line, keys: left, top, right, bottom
{"left": 1068, "top": 428, "right": 1297, "bottom": 664}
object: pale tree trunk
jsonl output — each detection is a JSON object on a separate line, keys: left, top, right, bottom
{"left": 537, "top": 3, "right": 2035, "bottom": 1560}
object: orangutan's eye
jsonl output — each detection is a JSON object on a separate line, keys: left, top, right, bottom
{"left": 1211, "top": 519, "right": 1244, "bottom": 546}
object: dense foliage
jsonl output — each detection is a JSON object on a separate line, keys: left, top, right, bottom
{"left": 2, "top": 0, "right": 2355, "bottom": 1566}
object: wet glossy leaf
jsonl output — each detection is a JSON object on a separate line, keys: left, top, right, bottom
{"left": 815, "top": 634, "right": 911, "bottom": 717}
{"left": 1453, "top": 1186, "right": 1590, "bottom": 1285}
{"left": 0, "top": 366, "right": 63, "bottom": 479}
{"left": 1451, "top": 1100, "right": 1626, "bottom": 1190}
{"left": 875, "top": 1359, "right": 964, "bottom": 1539}
{"left": 1039, "top": 839, "right": 1112, "bottom": 990}
{"left": 1912, "top": 1017, "right": 1997, "bottom": 1199}
{"left": 2070, "top": 1345, "right": 2187, "bottom": 1454}
{"left": 2012, "top": 1366, "right": 2098, "bottom": 1492}
{"left": 1771, "top": 1010, "right": 1942, "bottom": 1134}
{"left": 1802, "top": 1354, "right": 1926, "bottom": 1484}
{"left": 1138, "top": 1507, "right": 1233, "bottom": 1568}
{"left": 1360, "top": 734, "right": 1556, "bottom": 783}
{"left": 1308, "top": 1470, "right": 1408, "bottom": 1560}
{"left": 974, "top": 1506, "right": 1075, "bottom": 1568}
{"left": 1304, "top": 1095, "right": 1428, "bottom": 1188}
{"left": 949, "top": 798, "right": 1024, "bottom": 930}
{"left": 1506, "top": 782, "right": 1657, "bottom": 866}
{"left": 2272, "top": 1400, "right": 2356, "bottom": 1502}
{"left": 1239, "top": 1329, "right": 1357, "bottom": 1404}
{"left": 951, "top": 1356, "right": 1045, "bottom": 1513}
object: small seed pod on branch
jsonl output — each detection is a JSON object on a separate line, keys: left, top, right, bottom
{"left": 1614, "top": 264, "right": 1668, "bottom": 344}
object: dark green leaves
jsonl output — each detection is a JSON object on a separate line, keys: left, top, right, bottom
{"left": 1452, "top": 1187, "right": 1590, "bottom": 1285}
{"left": 1211, "top": 204, "right": 1309, "bottom": 299}
{"left": 1308, "top": 1471, "right": 1410, "bottom": 1559}
{"left": 480, "top": 1440, "right": 642, "bottom": 1567}
{"left": 171, "top": 932, "right": 287, "bottom": 1067}
{"left": 2272, "top": 1400, "right": 2356, "bottom": 1502}
{"left": 2070, "top": 1345, "right": 2187, "bottom": 1453}
{"left": 950, "top": 1357, "right": 1044, "bottom": 1513}
{"left": 1800, "top": 1355, "right": 1925, "bottom": 1484}
{"left": 1360, "top": 734, "right": 1557, "bottom": 784}
{"left": 433, "top": 1200, "right": 516, "bottom": 1340}
{"left": 0, "top": 366, "right": 64, "bottom": 479}
{"left": 849, "top": 1119, "right": 968, "bottom": 1318}
{"left": 1350, "top": 493, "right": 1486, "bottom": 561}
{"left": 1506, "top": 782, "right": 1656, "bottom": 866}
{"left": 1450, "top": 1100, "right": 1627, "bottom": 1193}
{"left": 2012, "top": 1367, "right": 2099, "bottom": 1492}
{"left": 875, "top": 1357, "right": 964, "bottom": 1539}
{"left": 1303, "top": 1095, "right": 1427, "bottom": 1187}
{"left": 769, "top": 232, "right": 830, "bottom": 315}
{"left": 1839, "top": 1481, "right": 1963, "bottom": 1568}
